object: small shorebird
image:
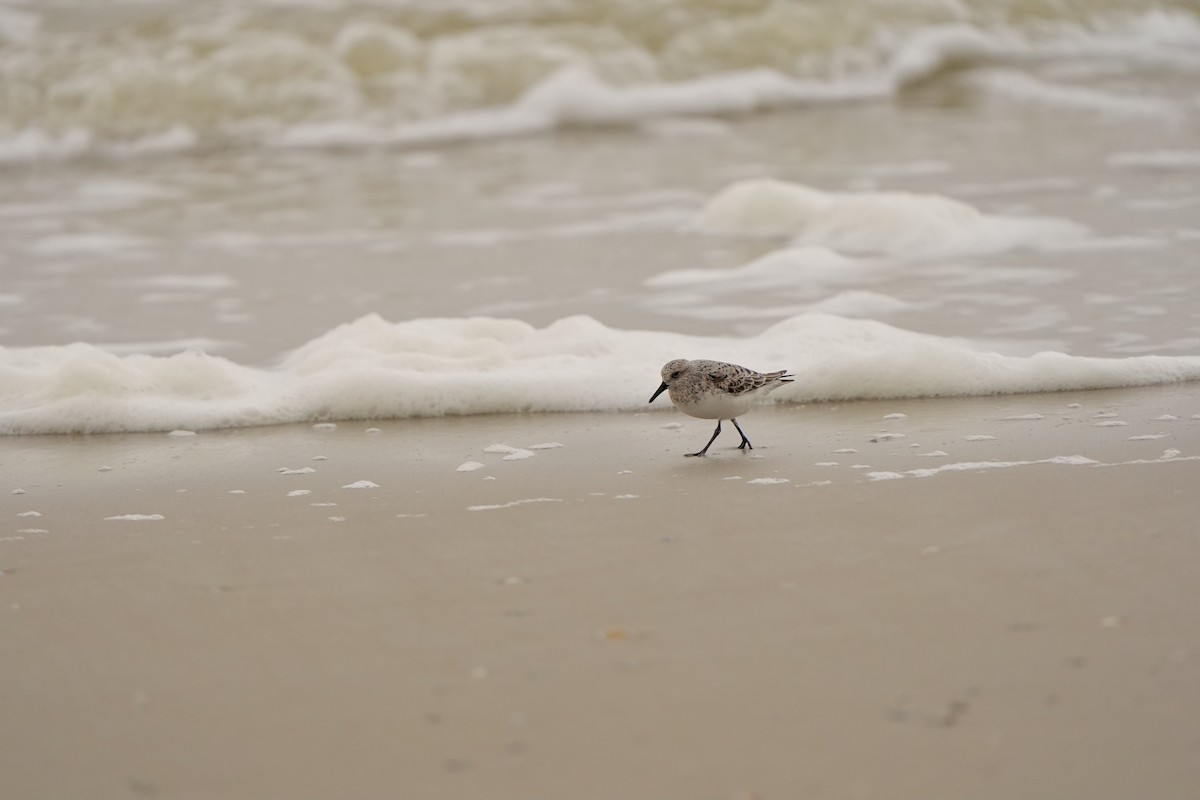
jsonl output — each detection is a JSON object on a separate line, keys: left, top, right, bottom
{"left": 649, "top": 358, "right": 793, "bottom": 457}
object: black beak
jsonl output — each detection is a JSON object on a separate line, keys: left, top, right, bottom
{"left": 649, "top": 382, "right": 669, "bottom": 404}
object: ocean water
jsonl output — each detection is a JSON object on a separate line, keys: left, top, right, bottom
{"left": 2, "top": 0, "right": 1199, "bottom": 433}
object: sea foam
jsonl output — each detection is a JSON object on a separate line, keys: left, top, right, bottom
{"left": 688, "top": 179, "right": 1086, "bottom": 257}
{"left": 2, "top": 313, "right": 1199, "bottom": 435}
{"left": 3, "top": 4, "right": 1198, "bottom": 163}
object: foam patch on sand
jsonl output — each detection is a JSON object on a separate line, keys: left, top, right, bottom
{"left": 2, "top": 312, "right": 1200, "bottom": 434}
{"left": 869, "top": 455, "right": 1101, "bottom": 480}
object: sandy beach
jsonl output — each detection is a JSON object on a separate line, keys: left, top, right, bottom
{"left": 4, "top": 385, "right": 1198, "bottom": 799}
{"left": 5, "top": 2, "right": 1200, "bottom": 797}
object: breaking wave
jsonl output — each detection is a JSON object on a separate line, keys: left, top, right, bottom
{"left": 2, "top": 0, "right": 1198, "bottom": 162}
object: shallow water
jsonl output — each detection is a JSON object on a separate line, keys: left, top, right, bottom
{"left": 2, "top": 0, "right": 1199, "bottom": 432}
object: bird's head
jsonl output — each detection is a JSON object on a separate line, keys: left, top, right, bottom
{"left": 649, "top": 359, "right": 690, "bottom": 403}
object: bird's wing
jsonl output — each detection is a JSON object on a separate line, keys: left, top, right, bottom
{"left": 720, "top": 367, "right": 794, "bottom": 395}
{"left": 720, "top": 365, "right": 772, "bottom": 396}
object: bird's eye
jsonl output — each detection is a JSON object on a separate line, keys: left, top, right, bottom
{"left": 670, "top": 371, "right": 680, "bottom": 380}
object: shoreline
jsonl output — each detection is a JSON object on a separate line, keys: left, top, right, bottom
{"left": 3, "top": 384, "right": 1199, "bottom": 798}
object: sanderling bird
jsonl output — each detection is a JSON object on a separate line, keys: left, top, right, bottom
{"left": 649, "top": 358, "right": 794, "bottom": 457}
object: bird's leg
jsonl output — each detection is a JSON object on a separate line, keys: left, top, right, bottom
{"left": 686, "top": 420, "right": 723, "bottom": 457}
{"left": 731, "top": 417, "right": 753, "bottom": 450}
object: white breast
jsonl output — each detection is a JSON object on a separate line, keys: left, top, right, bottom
{"left": 669, "top": 388, "right": 758, "bottom": 420}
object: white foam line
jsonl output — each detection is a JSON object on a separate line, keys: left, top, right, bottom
{"left": 869, "top": 450, "right": 1195, "bottom": 481}
{"left": 1110, "top": 448, "right": 1189, "bottom": 466}
{"left": 5, "top": 312, "right": 1200, "bottom": 435}
{"left": 868, "top": 455, "right": 1099, "bottom": 481}
{"left": 1113, "top": 455, "right": 1200, "bottom": 466}
{"left": 468, "top": 497, "right": 563, "bottom": 512}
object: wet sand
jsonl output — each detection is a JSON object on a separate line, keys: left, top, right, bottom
{"left": 3, "top": 385, "right": 1199, "bottom": 799}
